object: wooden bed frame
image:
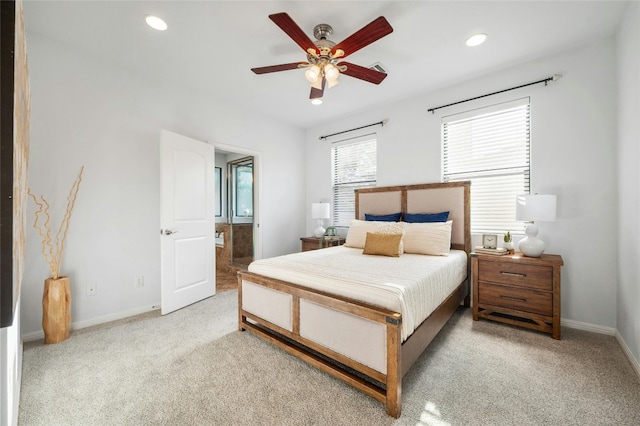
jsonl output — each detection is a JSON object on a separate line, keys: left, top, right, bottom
{"left": 237, "top": 181, "right": 471, "bottom": 418}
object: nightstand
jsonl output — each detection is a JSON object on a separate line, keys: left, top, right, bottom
{"left": 472, "top": 252, "right": 563, "bottom": 339}
{"left": 300, "top": 236, "right": 345, "bottom": 252}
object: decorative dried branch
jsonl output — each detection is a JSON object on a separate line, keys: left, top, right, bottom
{"left": 27, "top": 191, "right": 56, "bottom": 278}
{"left": 28, "top": 167, "right": 84, "bottom": 279}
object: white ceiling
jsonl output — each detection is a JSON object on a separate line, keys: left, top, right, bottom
{"left": 23, "top": 1, "right": 628, "bottom": 129}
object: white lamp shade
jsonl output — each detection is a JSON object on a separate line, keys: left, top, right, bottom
{"left": 516, "top": 194, "right": 556, "bottom": 222}
{"left": 324, "top": 64, "right": 339, "bottom": 81}
{"left": 311, "top": 203, "right": 330, "bottom": 219}
{"left": 305, "top": 65, "right": 321, "bottom": 84}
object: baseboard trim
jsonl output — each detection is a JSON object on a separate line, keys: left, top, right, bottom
{"left": 615, "top": 331, "right": 640, "bottom": 379}
{"left": 562, "top": 318, "right": 640, "bottom": 380}
{"left": 561, "top": 318, "right": 616, "bottom": 336}
{"left": 22, "top": 304, "right": 161, "bottom": 342}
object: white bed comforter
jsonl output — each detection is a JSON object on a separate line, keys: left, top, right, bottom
{"left": 247, "top": 246, "right": 468, "bottom": 341}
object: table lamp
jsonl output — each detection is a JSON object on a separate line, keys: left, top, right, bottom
{"left": 312, "top": 202, "right": 331, "bottom": 238}
{"left": 515, "top": 194, "right": 557, "bottom": 257}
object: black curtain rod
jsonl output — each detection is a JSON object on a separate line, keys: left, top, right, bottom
{"left": 427, "top": 74, "right": 562, "bottom": 114}
{"left": 319, "top": 119, "right": 388, "bottom": 140}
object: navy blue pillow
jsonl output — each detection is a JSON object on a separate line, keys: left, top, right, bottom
{"left": 364, "top": 212, "right": 402, "bottom": 222}
{"left": 404, "top": 211, "right": 449, "bottom": 223}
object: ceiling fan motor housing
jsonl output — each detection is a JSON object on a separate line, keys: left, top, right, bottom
{"left": 313, "top": 23, "right": 333, "bottom": 40}
{"left": 307, "top": 25, "right": 337, "bottom": 65}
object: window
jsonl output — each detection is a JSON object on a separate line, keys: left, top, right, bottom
{"left": 229, "top": 157, "right": 253, "bottom": 220}
{"left": 442, "top": 98, "right": 530, "bottom": 233}
{"left": 234, "top": 164, "right": 253, "bottom": 217}
{"left": 214, "top": 167, "right": 222, "bottom": 217}
{"left": 331, "top": 134, "right": 377, "bottom": 227}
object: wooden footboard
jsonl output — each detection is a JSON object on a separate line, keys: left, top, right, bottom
{"left": 238, "top": 270, "right": 468, "bottom": 418}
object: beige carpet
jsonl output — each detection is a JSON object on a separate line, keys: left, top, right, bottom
{"left": 19, "top": 290, "right": 640, "bottom": 425}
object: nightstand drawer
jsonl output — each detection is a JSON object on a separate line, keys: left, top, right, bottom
{"left": 478, "top": 261, "right": 552, "bottom": 291}
{"left": 478, "top": 282, "right": 552, "bottom": 316}
{"left": 300, "top": 237, "right": 345, "bottom": 252}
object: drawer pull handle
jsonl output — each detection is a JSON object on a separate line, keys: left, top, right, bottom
{"left": 500, "top": 295, "right": 527, "bottom": 303}
{"left": 501, "top": 271, "right": 526, "bottom": 278}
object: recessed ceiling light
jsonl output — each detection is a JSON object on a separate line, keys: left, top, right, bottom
{"left": 466, "top": 33, "right": 487, "bottom": 47}
{"left": 145, "top": 15, "right": 167, "bottom": 31}
{"left": 311, "top": 99, "right": 323, "bottom": 105}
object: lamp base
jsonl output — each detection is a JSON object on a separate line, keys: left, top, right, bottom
{"left": 519, "top": 223, "right": 545, "bottom": 257}
{"left": 314, "top": 219, "right": 325, "bottom": 238}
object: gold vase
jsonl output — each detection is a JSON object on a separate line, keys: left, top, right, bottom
{"left": 42, "top": 276, "right": 71, "bottom": 344}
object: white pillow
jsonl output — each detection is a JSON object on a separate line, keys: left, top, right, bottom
{"left": 344, "top": 220, "right": 380, "bottom": 248}
{"left": 402, "top": 220, "right": 452, "bottom": 256}
{"left": 344, "top": 220, "right": 406, "bottom": 249}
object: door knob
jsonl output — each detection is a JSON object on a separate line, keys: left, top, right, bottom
{"left": 161, "top": 229, "right": 178, "bottom": 235}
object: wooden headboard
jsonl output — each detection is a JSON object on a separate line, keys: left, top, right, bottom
{"left": 355, "top": 182, "right": 471, "bottom": 253}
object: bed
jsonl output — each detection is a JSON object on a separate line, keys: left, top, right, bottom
{"left": 237, "top": 181, "right": 471, "bottom": 417}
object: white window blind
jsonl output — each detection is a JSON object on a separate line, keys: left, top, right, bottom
{"left": 442, "top": 98, "right": 530, "bottom": 233}
{"left": 331, "top": 134, "right": 377, "bottom": 227}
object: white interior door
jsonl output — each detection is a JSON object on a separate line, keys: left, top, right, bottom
{"left": 160, "top": 130, "right": 215, "bottom": 315}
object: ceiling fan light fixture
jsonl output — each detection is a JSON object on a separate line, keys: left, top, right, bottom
{"left": 324, "top": 64, "right": 339, "bottom": 82}
{"left": 327, "top": 78, "right": 339, "bottom": 89}
{"left": 145, "top": 15, "right": 168, "bottom": 31}
{"left": 305, "top": 65, "right": 321, "bottom": 83}
{"left": 466, "top": 33, "right": 487, "bottom": 47}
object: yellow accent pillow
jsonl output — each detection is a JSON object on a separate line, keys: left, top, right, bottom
{"left": 362, "top": 232, "right": 403, "bottom": 257}
{"left": 374, "top": 222, "right": 405, "bottom": 254}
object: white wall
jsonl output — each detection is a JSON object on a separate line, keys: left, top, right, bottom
{"left": 616, "top": 1, "right": 640, "bottom": 367}
{"left": 306, "top": 36, "right": 619, "bottom": 329}
{"left": 20, "top": 33, "right": 307, "bottom": 338}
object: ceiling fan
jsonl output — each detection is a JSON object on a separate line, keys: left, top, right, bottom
{"left": 251, "top": 13, "right": 393, "bottom": 101}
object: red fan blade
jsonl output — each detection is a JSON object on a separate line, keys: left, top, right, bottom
{"left": 310, "top": 78, "right": 326, "bottom": 99}
{"left": 269, "top": 13, "right": 319, "bottom": 55}
{"left": 251, "top": 62, "right": 308, "bottom": 74}
{"left": 331, "top": 16, "right": 393, "bottom": 59}
{"left": 338, "top": 62, "right": 388, "bottom": 84}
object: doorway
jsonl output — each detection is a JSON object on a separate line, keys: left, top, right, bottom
{"left": 213, "top": 145, "right": 260, "bottom": 293}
